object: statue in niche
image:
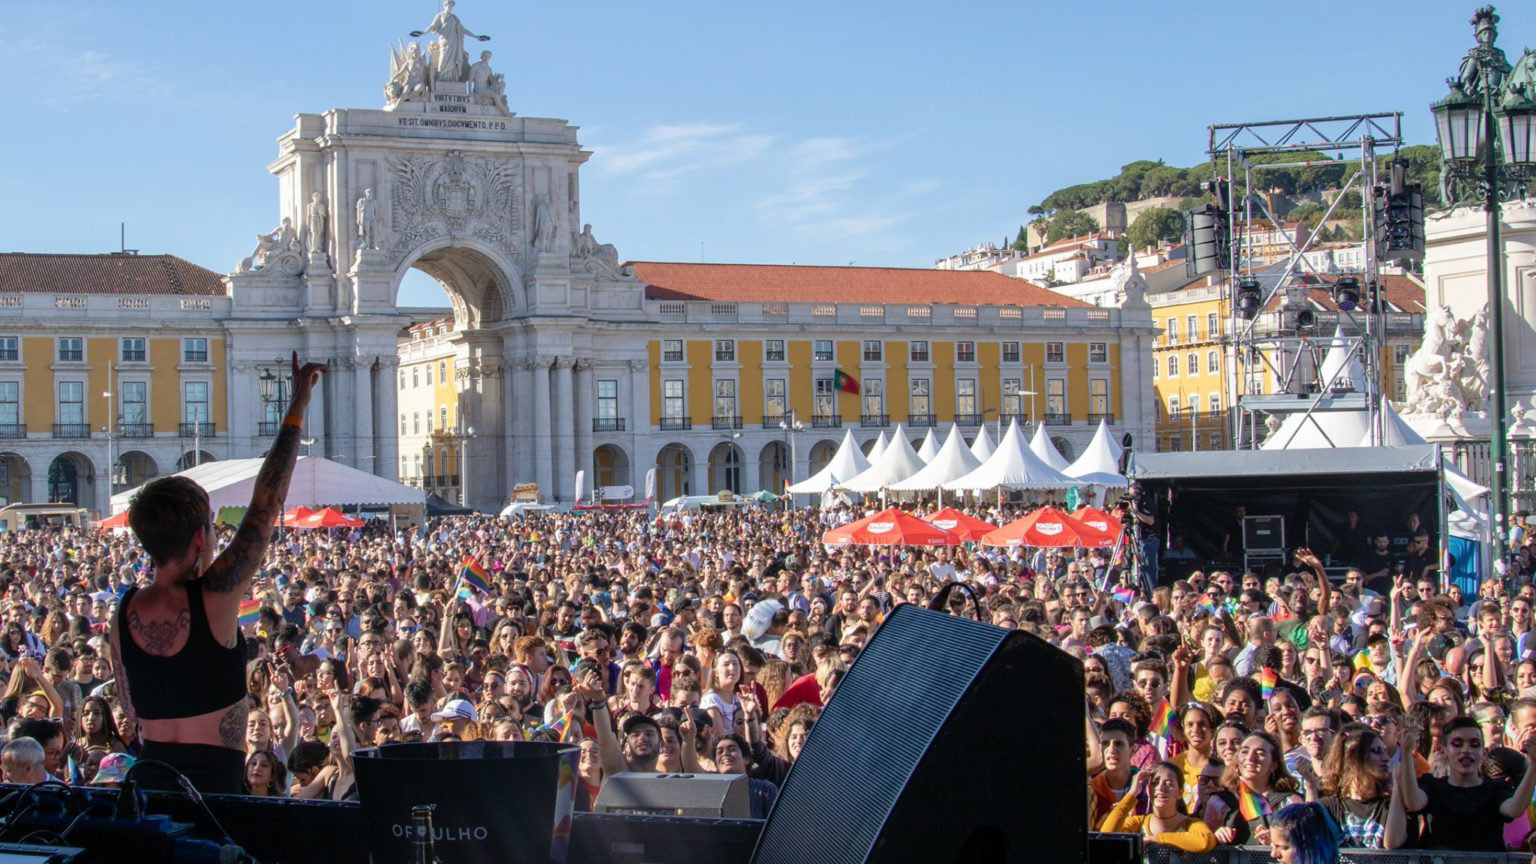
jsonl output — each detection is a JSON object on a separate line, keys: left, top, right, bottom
{"left": 411, "top": 0, "right": 490, "bottom": 84}
{"left": 305, "top": 192, "right": 328, "bottom": 258}
{"left": 239, "top": 217, "right": 300, "bottom": 274}
{"left": 356, "top": 189, "right": 380, "bottom": 251}
{"left": 467, "top": 50, "right": 507, "bottom": 111}
{"left": 534, "top": 194, "right": 559, "bottom": 252}
{"left": 384, "top": 41, "right": 431, "bottom": 107}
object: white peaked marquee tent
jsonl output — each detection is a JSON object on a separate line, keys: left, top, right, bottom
{"left": 1029, "top": 423, "right": 1071, "bottom": 473}
{"left": 1065, "top": 420, "right": 1129, "bottom": 488}
{"left": 889, "top": 424, "right": 984, "bottom": 499}
{"left": 943, "top": 419, "right": 1080, "bottom": 491}
{"left": 867, "top": 431, "right": 890, "bottom": 462}
{"left": 110, "top": 456, "right": 425, "bottom": 514}
{"left": 1319, "top": 326, "right": 1366, "bottom": 392}
{"left": 916, "top": 428, "right": 941, "bottom": 462}
{"left": 969, "top": 424, "right": 996, "bottom": 462}
{"left": 841, "top": 424, "right": 928, "bottom": 492}
{"left": 787, "top": 429, "right": 871, "bottom": 494}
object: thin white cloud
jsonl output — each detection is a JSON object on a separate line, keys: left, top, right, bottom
{"left": 2, "top": 38, "right": 170, "bottom": 108}
{"left": 590, "top": 123, "right": 777, "bottom": 192}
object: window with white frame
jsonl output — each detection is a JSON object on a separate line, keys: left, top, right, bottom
{"left": 765, "top": 379, "right": 786, "bottom": 419}
{"left": 0, "top": 383, "right": 17, "bottom": 431}
{"left": 121, "top": 338, "right": 146, "bottom": 363}
{"left": 413, "top": 412, "right": 420, "bottom": 434}
{"left": 182, "top": 381, "right": 209, "bottom": 425}
{"left": 1002, "top": 378, "right": 1022, "bottom": 416}
{"left": 956, "top": 378, "right": 976, "bottom": 417}
{"left": 765, "top": 340, "right": 785, "bottom": 362}
{"left": 57, "top": 337, "right": 83, "bottom": 363}
{"left": 862, "top": 341, "right": 882, "bottom": 362}
{"left": 1089, "top": 342, "right": 1107, "bottom": 363}
{"left": 1210, "top": 393, "right": 1221, "bottom": 416}
{"left": 1207, "top": 350, "right": 1219, "bottom": 373}
{"left": 425, "top": 364, "right": 432, "bottom": 386}
{"left": 1189, "top": 394, "right": 1201, "bottom": 416}
{"left": 1045, "top": 342, "right": 1065, "bottom": 363}
{"left": 1045, "top": 379, "right": 1066, "bottom": 417}
{"left": 1001, "top": 342, "right": 1020, "bottom": 364}
{"left": 1089, "top": 379, "right": 1108, "bottom": 416}
{"left": 714, "top": 340, "right": 736, "bottom": 362}
{"left": 425, "top": 411, "right": 433, "bottom": 434}
{"left": 1166, "top": 318, "right": 1178, "bottom": 343}
{"left": 400, "top": 414, "right": 407, "bottom": 435}
{"left": 1167, "top": 355, "right": 1179, "bottom": 377}
{"left": 439, "top": 360, "right": 447, "bottom": 382}
{"left": 956, "top": 341, "right": 976, "bottom": 363}
{"left": 1187, "top": 315, "right": 1198, "bottom": 340}
{"left": 662, "top": 380, "right": 685, "bottom": 420}
{"left": 714, "top": 379, "right": 737, "bottom": 419}
{"left": 910, "top": 341, "right": 929, "bottom": 363}
{"left": 662, "top": 340, "right": 683, "bottom": 362}
{"left": 0, "top": 338, "right": 16, "bottom": 363}
{"left": 863, "top": 379, "right": 883, "bottom": 417}
{"left": 182, "top": 337, "right": 208, "bottom": 363}
{"left": 597, "top": 380, "right": 618, "bottom": 422}
{"left": 120, "top": 381, "right": 147, "bottom": 427}
{"left": 1207, "top": 312, "right": 1219, "bottom": 338}
{"left": 1168, "top": 395, "right": 1180, "bottom": 420}
{"left": 814, "top": 378, "right": 835, "bottom": 417}
{"left": 1187, "top": 353, "right": 1199, "bottom": 376}
{"left": 412, "top": 368, "right": 420, "bottom": 388}
{"left": 909, "top": 378, "right": 930, "bottom": 417}
{"left": 440, "top": 405, "right": 448, "bottom": 430}
{"left": 813, "top": 340, "right": 834, "bottom": 362}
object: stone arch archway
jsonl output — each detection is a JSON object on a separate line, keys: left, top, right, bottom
{"left": 708, "top": 442, "right": 744, "bottom": 494}
{"left": 759, "top": 442, "right": 788, "bottom": 494}
{"left": 1051, "top": 436, "right": 1075, "bottom": 462}
{"left": 177, "top": 451, "right": 217, "bottom": 471}
{"left": 807, "top": 440, "right": 839, "bottom": 476}
{"left": 593, "top": 444, "right": 631, "bottom": 491}
{"left": 115, "top": 450, "right": 159, "bottom": 493}
{"left": 48, "top": 452, "right": 96, "bottom": 506}
{"left": 655, "top": 444, "right": 692, "bottom": 501}
{"left": 391, "top": 238, "right": 524, "bottom": 329}
{"left": 0, "top": 453, "right": 30, "bottom": 505}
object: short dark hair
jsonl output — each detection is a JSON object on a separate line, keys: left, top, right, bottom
{"left": 14, "top": 718, "right": 61, "bottom": 746}
{"left": 349, "top": 695, "right": 383, "bottom": 727}
{"left": 287, "top": 740, "right": 330, "bottom": 775}
{"left": 128, "top": 476, "right": 210, "bottom": 566}
{"left": 1099, "top": 717, "right": 1136, "bottom": 743}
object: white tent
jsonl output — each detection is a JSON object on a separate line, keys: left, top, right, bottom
{"left": 109, "top": 455, "right": 426, "bottom": 514}
{"left": 787, "top": 429, "right": 872, "bottom": 494}
{"left": 969, "top": 424, "right": 996, "bottom": 462}
{"left": 841, "top": 424, "right": 928, "bottom": 492}
{"left": 916, "top": 428, "right": 941, "bottom": 462}
{"left": 1064, "top": 421, "right": 1129, "bottom": 487}
{"left": 1261, "top": 409, "right": 1373, "bottom": 451}
{"left": 943, "top": 418, "right": 1080, "bottom": 491}
{"left": 888, "top": 424, "right": 984, "bottom": 492}
{"left": 1319, "top": 326, "right": 1366, "bottom": 392}
{"left": 1028, "top": 423, "right": 1071, "bottom": 472}
{"left": 867, "top": 431, "right": 890, "bottom": 462}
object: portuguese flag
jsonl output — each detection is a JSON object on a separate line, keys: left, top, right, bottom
{"left": 834, "top": 369, "right": 860, "bottom": 395}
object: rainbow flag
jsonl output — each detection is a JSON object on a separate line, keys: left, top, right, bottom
{"left": 458, "top": 556, "right": 491, "bottom": 595}
{"left": 1258, "top": 667, "right": 1277, "bottom": 701}
{"left": 66, "top": 752, "right": 82, "bottom": 785}
{"left": 540, "top": 711, "right": 581, "bottom": 743}
{"left": 1151, "top": 699, "right": 1177, "bottom": 739}
{"left": 1237, "top": 782, "right": 1270, "bottom": 822}
{"left": 1111, "top": 585, "right": 1137, "bottom": 605}
{"left": 238, "top": 598, "right": 263, "bottom": 629}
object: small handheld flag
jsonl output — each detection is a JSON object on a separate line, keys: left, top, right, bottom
{"left": 1237, "top": 782, "right": 1270, "bottom": 822}
{"left": 539, "top": 711, "right": 582, "bottom": 743}
{"left": 1112, "top": 585, "right": 1138, "bottom": 605}
{"left": 238, "top": 598, "right": 263, "bottom": 629}
{"left": 1151, "top": 699, "right": 1177, "bottom": 739}
{"left": 458, "top": 556, "right": 491, "bottom": 595}
{"left": 1259, "top": 667, "right": 1277, "bottom": 702}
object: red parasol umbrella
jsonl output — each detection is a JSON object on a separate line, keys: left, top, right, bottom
{"left": 280, "top": 506, "right": 315, "bottom": 525}
{"left": 293, "top": 507, "right": 364, "bottom": 529}
{"left": 1070, "top": 505, "right": 1123, "bottom": 541}
{"left": 980, "top": 506, "right": 1117, "bottom": 548}
{"left": 822, "top": 507, "right": 959, "bottom": 546}
{"left": 96, "top": 511, "right": 130, "bottom": 531}
{"left": 920, "top": 507, "right": 997, "bottom": 543}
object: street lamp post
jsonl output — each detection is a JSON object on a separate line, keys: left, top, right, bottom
{"left": 102, "top": 365, "right": 114, "bottom": 497}
{"left": 779, "top": 410, "right": 804, "bottom": 508}
{"left": 1430, "top": 6, "right": 1536, "bottom": 569}
{"left": 458, "top": 424, "right": 476, "bottom": 508}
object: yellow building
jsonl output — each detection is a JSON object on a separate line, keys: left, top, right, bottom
{"left": 0, "top": 253, "right": 229, "bottom": 512}
{"left": 396, "top": 318, "right": 465, "bottom": 503}
{"left": 1151, "top": 271, "right": 1426, "bottom": 451}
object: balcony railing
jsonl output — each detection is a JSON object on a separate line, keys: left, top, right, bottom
{"left": 1043, "top": 412, "right": 1071, "bottom": 426}
{"left": 592, "top": 418, "right": 626, "bottom": 432}
{"left": 953, "top": 413, "right": 984, "bottom": 426}
{"left": 907, "top": 414, "right": 936, "bottom": 428}
{"left": 761, "top": 414, "right": 787, "bottom": 429}
{"left": 999, "top": 412, "right": 1031, "bottom": 427}
{"left": 179, "top": 421, "right": 217, "bottom": 437}
{"left": 810, "top": 414, "right": 842, "bottom": 428}
{"left": 118, "top": 422, "right": 153, "bottom": 438}
{"left": 711, "top": 415, "right": 743, "bottom": 430}
{"left": 659, "top": 417, "right": 691, "bottom": 431}
{"left": 860, "top": 414, "right": 889, "bottom": 428}
{"left": 0, "top": 424, "right": 24, "bottom": 439}
{"left": 1087, "top": 412, "right": 1115, "bottom": 425}
{"left": 53, "top": 423, "right": 90, "bottom": 439}
{"left": 257, "top": 421, "right": 281, "bottom": 436}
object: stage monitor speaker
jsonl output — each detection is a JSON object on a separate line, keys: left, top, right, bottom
{"left": 751, "top": 600, "right": 1086, "bottom": 864}
{"left": 1243, "top": 514, "right": 1285, "bottom": 553}
{"left": 593, "top": 772, "right": 750, "bottom": 819}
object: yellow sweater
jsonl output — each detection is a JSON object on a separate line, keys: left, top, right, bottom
{"left": 1099, "top": 790, "right": 1217, "bottom": 853}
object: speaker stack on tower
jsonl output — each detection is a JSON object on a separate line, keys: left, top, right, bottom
{"left": 751, "top": 596, "right": 1087, "bottom": 864}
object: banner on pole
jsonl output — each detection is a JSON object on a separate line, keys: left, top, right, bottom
{"left": 574, "top": 470, "right": 586, "bottom": 504}
{"left": 644, "top": 467, "right": 657, "bottom": 502}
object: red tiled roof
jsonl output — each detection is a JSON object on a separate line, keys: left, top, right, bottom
{"left": 628, "top": 261, "right": 1085, "bottom": 308}
{"left": 0, "top": 253, "right": 225, "bottom": 295}
{"left": 1264, "top": 273, "right": 1426, "bottom": 313}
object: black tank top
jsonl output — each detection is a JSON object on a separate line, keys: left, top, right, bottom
{"left": 117, "top": 580, "right": 246, "bottom": 720}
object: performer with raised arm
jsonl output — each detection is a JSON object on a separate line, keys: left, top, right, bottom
{"left": 110, "top": 353, "right": 326, "bottom": 794}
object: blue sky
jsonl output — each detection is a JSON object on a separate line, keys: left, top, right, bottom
{"left": 0, "top": 1, "right": 1515, "bottom": 307}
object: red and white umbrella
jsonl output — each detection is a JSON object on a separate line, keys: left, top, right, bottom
{"left": 921, "top": 508, "right": 997, "bottom": 543}
{"left": 1070, "top": 505, "right": 1123, "bottom": 541}
{"left": 822, "top": 507, "right": 959, "bottom": 546}
{"left": 293, "top": 507, "right": 364, "bottom": 530}
{"left": 980, "top": 506, "right": 1117, "bottom": 548}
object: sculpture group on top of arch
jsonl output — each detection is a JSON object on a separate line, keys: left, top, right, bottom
{"left": 385, "top": 0, "right": 508, "bottom": 113}
{"left": 1398, "top": 303, "right": 1491, "bottom": 419}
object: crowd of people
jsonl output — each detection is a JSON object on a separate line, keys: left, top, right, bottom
{"left": 0, "top": 489, "right": 1535, "bottom": 860}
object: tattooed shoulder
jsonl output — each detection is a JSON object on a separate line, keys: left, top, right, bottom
{"left": 217, "top": 702, "right": 248, "bottom": 750}
{"left": 126, "top": 608, "right": 190, "bottom": 657}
